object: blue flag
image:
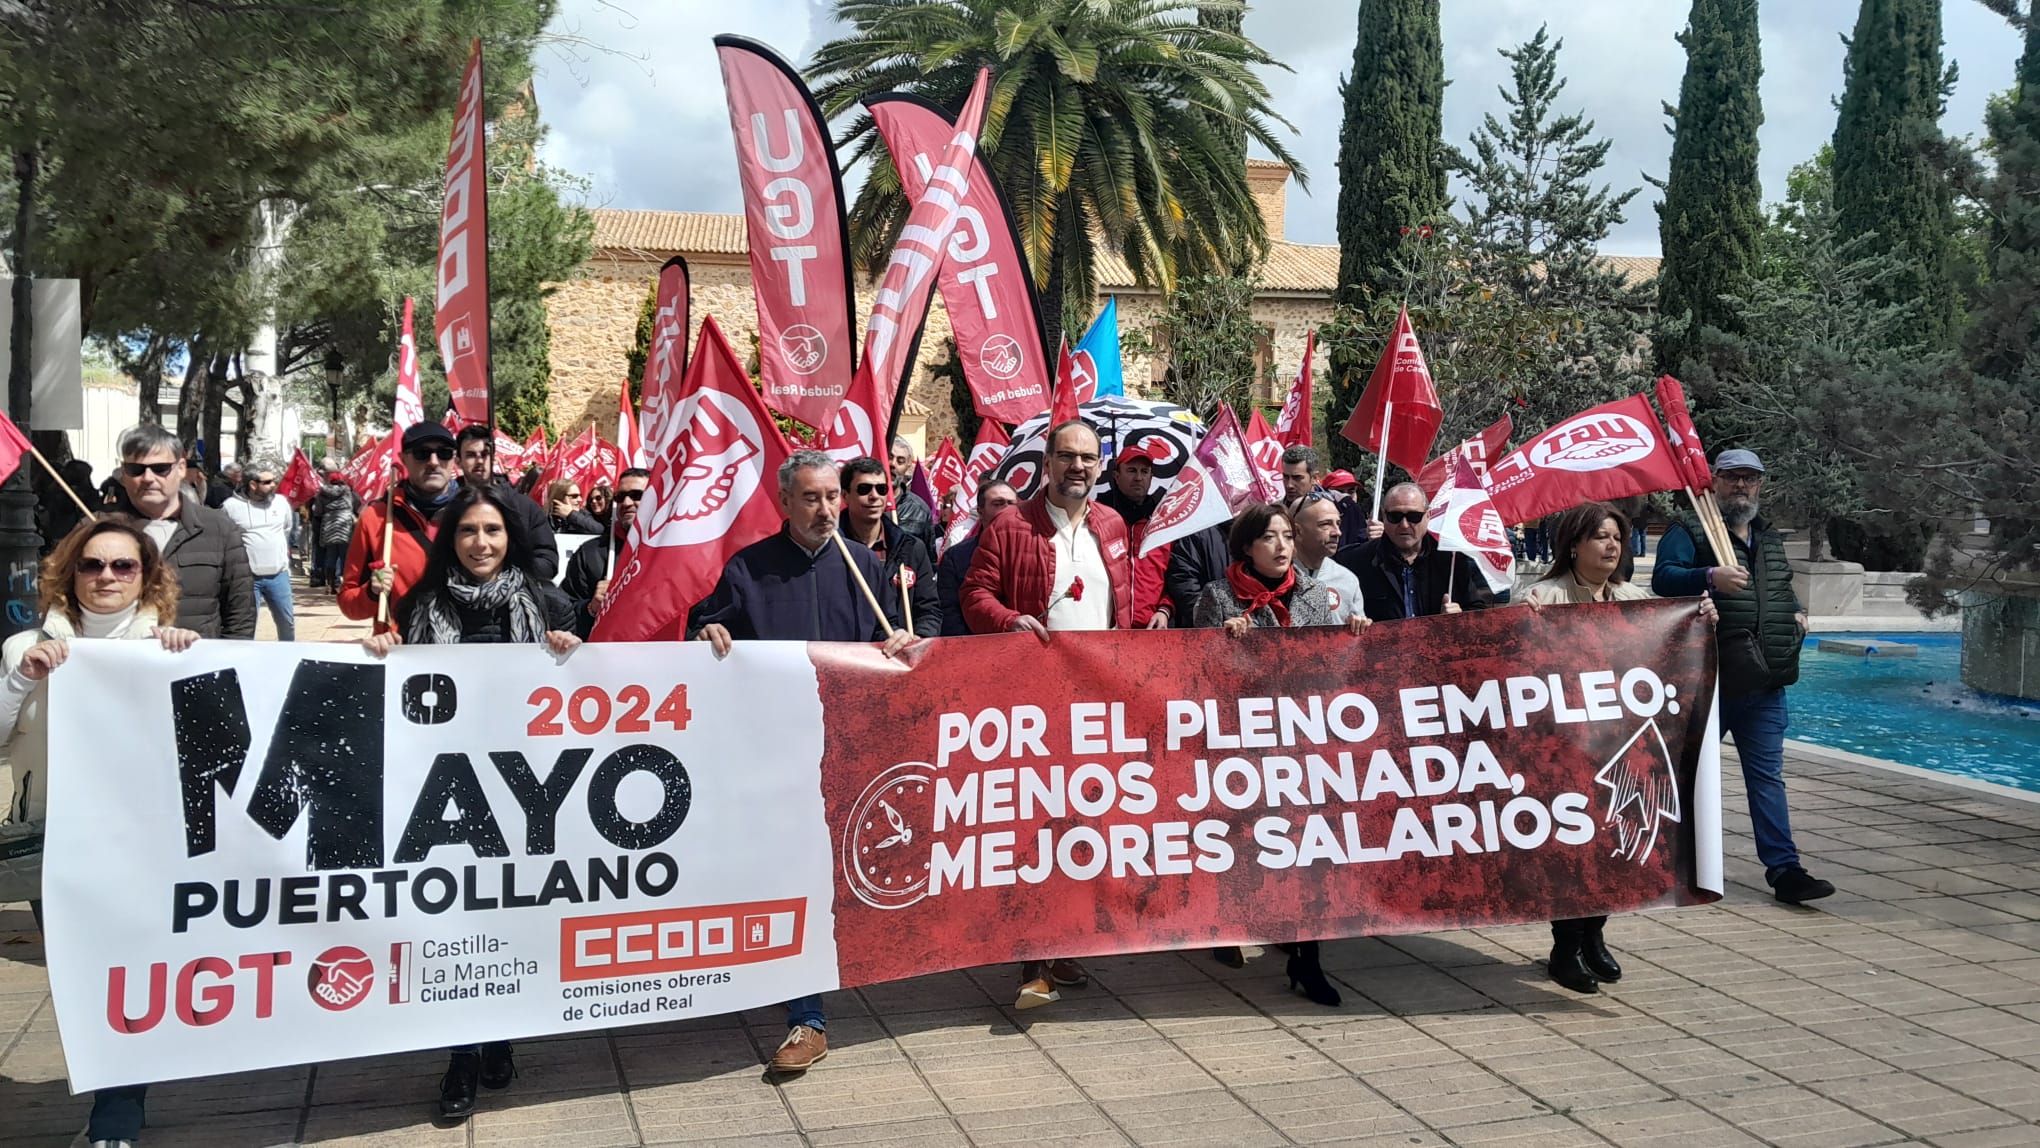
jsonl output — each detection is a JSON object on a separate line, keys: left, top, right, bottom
{"left": 1076, "top": 296, "right": 1124, "bottom": 398}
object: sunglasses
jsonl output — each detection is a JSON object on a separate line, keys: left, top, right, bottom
{"left": 407, "top": 446, "right": 455, "bottom": 463}
{"left": 853, "top": 482, "right": 889, "bottom": 497}
{"left": 249, "top": 477, "right": 276, "bottom": 486}
{"left": 77, "top": 557, "right": 142, "bottom": 580}
{"left": 120, "top": 461, "right": 179, "bottom": 478}
{"left": 614, "top": 488, "right": 646, "bottom": 503}
{"left": 1383, "top": 510, "right": 1427, "bottom": 525}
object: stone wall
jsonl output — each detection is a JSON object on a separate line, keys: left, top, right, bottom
{"left": 1963, "top": 593, "right": 2040, "bottom": 702}
{"left": 1113, "top": 291, "right": 1335, "bottom": 407}
{"left": 544, "top": 253, "right": 963, "bottom": 453}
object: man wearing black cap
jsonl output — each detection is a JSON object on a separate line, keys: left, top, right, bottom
{"left": 339, "top": 421, "right": 460, "bottom": 631}
{"left": 1654, "top": 448, "right": 1833, "bottom": 905}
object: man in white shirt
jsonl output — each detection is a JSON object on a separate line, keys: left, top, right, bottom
{"left": 222, "top": 462, "right": 296, "bottom": 640}
{"left": 1293, "top": 496, "right": 1362, "bottom": 624}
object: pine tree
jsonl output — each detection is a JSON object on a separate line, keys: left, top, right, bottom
{"left": 1654, "top": 0, "right": 1764, "bottom": 373}
{"left": 1831, "top": 0, "right": 1957, "bottom": 346}
{"left": 1326, "top": 0, "right": 1445, "bottom": 470}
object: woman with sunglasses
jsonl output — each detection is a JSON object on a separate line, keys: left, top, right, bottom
{"left": 361, "top": 484, "right": 580, "bottom": 1120}
{"left": 545, "top": 479, "right": 603, "bottom": 535}
{"left": 0, "top": 517, "right": 199, "bottom": 1148}
{"left": 1520, "top": 501, "right": 1715, "bottom": 994}
{"left": 1191, "top": 503, "right": 1369, "bottom": 1006}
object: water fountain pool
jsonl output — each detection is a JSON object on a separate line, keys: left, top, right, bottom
{"left": 1789, "top": 632, "right": 2040, "bottom": 792}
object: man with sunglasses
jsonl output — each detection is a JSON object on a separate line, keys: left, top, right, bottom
{"left": 563, "top": 467, "right": 649, "bottom": 637}
{"left": 340, "top": 422, "right": 461, "bottom": 630}
{"left": 840, "top": 456, "right": 941, "bottom": 637}
{"left": 453, "top": 424, "right": 559, "bottom": 579}
{"left": 1334, "top": 481, "right": 1492, "bottom": 623}
{"left": 109, "top": 424, "right": 256, "bottom": 639}
{"left": 221, "top": 462, "right": 297, "bottom": 640}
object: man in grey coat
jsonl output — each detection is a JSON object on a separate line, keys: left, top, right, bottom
{"left": 109, "top": 424, "right": 257, "bottom": 639}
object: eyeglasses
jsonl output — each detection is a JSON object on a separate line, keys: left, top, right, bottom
{"left": 120, "top": 461, "right": 178, "bottom": 478}
{"left": 1051, "top": 451, "right": 1101, "bottom": 467}
{"left": 407, "top": 446, "right": 455, "bottom": 463}
{"left": 853, "top": 482, "right": 889, "bottom": 497}
{"left": 614, "top": 488, "right": 646, "bottom": 503}
{"left": 1717, "top": 473, "right": 1763, "bottom": 487}
{"left": 77, "top": 557, "right": 142, "bottom": 580}
{"left": 1383, "top": 510, "right": 1427, "bottom": 525}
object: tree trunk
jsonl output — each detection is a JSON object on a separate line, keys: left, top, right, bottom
{"left": 1040, "top": 242, "right": 1066, "bottom": 356}
{"left": 201, "top": 353, "right": 229, "bottom": 466}
{"left": 174, "top": 339, "right": 208, "bottom": 449}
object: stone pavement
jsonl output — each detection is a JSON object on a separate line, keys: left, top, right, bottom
{"left": 6, "top": 587, "right": 2040, "bottom": 1146}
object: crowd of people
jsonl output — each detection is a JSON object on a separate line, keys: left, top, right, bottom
{"left": 1, "top": 418, "right": 1834, "bottom": 1145}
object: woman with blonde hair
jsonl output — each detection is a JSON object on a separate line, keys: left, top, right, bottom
{"left": 0, "top": 515, "right": 200, "bottom": 1148}
{"left": 544, "top": 478, "right": 602, "bottom": 535}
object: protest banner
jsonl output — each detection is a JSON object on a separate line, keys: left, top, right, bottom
{"left": 46, "top": 600, "right": 1720, "bottom": 1090}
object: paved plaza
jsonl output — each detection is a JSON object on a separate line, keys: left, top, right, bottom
{"left": 5, "top": 589, "right": 2040, "bottom": 1147}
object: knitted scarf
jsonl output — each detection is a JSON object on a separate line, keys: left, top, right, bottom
{"left": 416, "top": 565, "right": 545, "bottom": 646}
{"left": 1224, "top": 561, "right": 1296, "bottom": 629}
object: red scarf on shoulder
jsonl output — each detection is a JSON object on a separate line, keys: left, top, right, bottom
{"left": 1224, "top": 560, "right": 1295, "bottom": 628}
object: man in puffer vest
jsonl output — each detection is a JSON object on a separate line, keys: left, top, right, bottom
{"left": 1653, "top": 449, "right": 1835, "bottom": 905}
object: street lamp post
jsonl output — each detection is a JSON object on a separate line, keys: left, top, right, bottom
{"left": 324, "top": 349, "right": 345, "bottom": 455}
{"left": 1, "top": 147, "right": 43, "bottom": 641}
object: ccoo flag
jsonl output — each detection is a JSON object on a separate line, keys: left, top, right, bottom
{"left": 436, "top": 39, "right": 493, "bottom": 428}
{"left": 1339, "top": 306, "right": 1441, "bottom": 473}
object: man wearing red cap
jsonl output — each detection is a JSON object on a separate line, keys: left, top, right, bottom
{"left": 1097, "top": 435, "right": 1173, "bottom": 628}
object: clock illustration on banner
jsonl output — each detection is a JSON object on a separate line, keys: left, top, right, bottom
{"left": 842, "top": 761, "right": 937, "bottom": 910}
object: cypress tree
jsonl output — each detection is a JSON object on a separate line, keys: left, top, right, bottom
{"left": 1831, "top": 0, "right": 1957, "bottom": 346}
{"left": 1654, "top": 0, "right": 1764, "bottom": 372}
{"left": 1327, "top": 0, "right": 1445, "bottom": 469}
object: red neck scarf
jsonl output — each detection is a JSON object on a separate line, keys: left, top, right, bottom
{"left": 1225, "top": 560, "right": 1296, "bottom": 628}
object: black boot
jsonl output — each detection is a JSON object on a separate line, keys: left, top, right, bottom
{"left": 1547, "top": 923, "right": 1600, "bottom": 994}
{"left": 479, "top": 1041, "right": 516, "bottom": 1089}
{"left": 437, "top": 1051, "right": 480, "bottom": 1119}
{"left": 1285, "top": 942, "right": 1341, "bottom": 1007}
{"left": 1210, "top": 946, "right": 1246, "bottom": 968}
{"left": 1581, "top": 922, "right": 1621, "bottom": 983}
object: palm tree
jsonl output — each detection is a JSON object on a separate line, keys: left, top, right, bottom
{"left": 808, "top": 0, "right": 1303, "bottom": 346}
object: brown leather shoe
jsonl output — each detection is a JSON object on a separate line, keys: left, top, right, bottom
{"left": 1014, "top": 976, "right": 1060, "bottom": 1009}
{"left": 769, "top": 1025, "right": 828, "bottom": 1074}
{"left": 1046, "top": 958, "right": 1088, "bottom": 987}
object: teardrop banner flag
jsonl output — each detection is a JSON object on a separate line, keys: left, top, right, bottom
{"left": 45, "top": 600, "right": 1720, "bottom": 1090}
{"left": 869, "top": 95, "right": 1052, "bottom": 425}
{"left": 716, "top": 36, "right": 858, "bottom": 431}
{"left": 436, "top": 39, "right": 493, "bottom": 428}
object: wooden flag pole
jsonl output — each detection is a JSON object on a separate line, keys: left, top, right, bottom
{"left": 899, "top": 571, "right": 913, "bottom": 635}
{"left": 830, "top": 530, "right": 898, "bottom": 640}
{"left": 1369, "top": 399, "right": 1393, "bottom": 522}
{"left": 25, "top": 443, "right": 97, "bottom": 522}
{"left": 374, "top": 484, "right": 396, "bottom": 625}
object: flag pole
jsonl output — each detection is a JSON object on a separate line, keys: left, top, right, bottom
{"left": 829, "top": 530, "right": 898, "bottom": 640}
{"left": 374, "top": 483, "right": 395, "bottom": 626}
{"left": 1370, "top": 400, "right": 1392, "bottom": 522}
{"left": 899, "top": 572, "right": 913, "bottom": 634}
{"left": 24, "top": 443, "right": 97, "bottom": 522}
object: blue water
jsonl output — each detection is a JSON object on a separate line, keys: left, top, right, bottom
{"left": 1789, "top": 633, "right": 2040, "bottom": 792}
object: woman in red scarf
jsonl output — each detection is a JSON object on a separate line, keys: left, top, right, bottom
{"left": 1191, "top": 503, "right": 1370, "bottom": 1006}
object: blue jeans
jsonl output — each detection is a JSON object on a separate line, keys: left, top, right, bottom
{"left": 88, "top": 1084, "right": 147, "bottom": 1141}
{"left": 1721, "top": 687, "right": 1801, "bottom": 881}
{"left": 1631, "top": 525, "right": 1648, "bottom": 556}
{"left": 253, "top": 569, "right": 295, "bottom": 641}
{"left": 786, "top": 995, "right": 825, "bottom": 1031}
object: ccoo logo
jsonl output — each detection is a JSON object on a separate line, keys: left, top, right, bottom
{"left": 1529, "top": 413, "right": 1659, "bottom": 472}
{"left": 639, "top": 389, "right": 767, "bottom": 547}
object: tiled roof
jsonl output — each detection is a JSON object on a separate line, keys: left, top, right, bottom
{"left": 591, "top": 210, "right": 747, "bottom": 256}
{"left": 1598, "top": 254, "right": 1662, "bottom": 288}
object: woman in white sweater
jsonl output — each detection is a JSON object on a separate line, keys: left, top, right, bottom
{"left": 1, "top": 515, "right": 198, "bottom": 1148}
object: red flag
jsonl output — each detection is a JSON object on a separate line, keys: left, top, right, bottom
{"left": 717, "top": 37, "right": 857, "bottom": 431}
{"left": 441, "top": 408, "right": 462, "bottom": 432}
{"left": 943, "top": 420, "right": 1011, "bottom": 552}
{"left": 1653, "top": 375, "right": 1713, "bottom": 493}
{"left": 0, "top": 410, "right": 26, "bottom": 487}
{"left": 394, "top": 297, "right": 423, "bottom": 433}
{"left": 641, "top": 257, "right": 692, "bottom": 451}
{"left": 595, "top": 437, "right": 626, "bottom": 487}
{"left": 1193, "top": 406, "right": 1277, "bottom": 513}
{"left": 593, "top": 316, "right": 792, "bottom": 642}
{"left": 926, "top": 437, "right": 966, "bottom": 506}
{"left": 548, "top": 427, "right": 602, "bottom": 493}
{"left": 492, "top": 429, "right": 525, "bottom": 476}
{"left": 1416, "top": 414, "right": 1513, "bottom": 499}
{"left": 436, "top": 39, "right": 492, "bottom": 428}
{"left": 279, "top": 449, "right": 321, "bottom": 506}
{"left": 341, "top": 429, "right": 400, "bottom": 503}
{"left": 617, "top": 375, "right": 645, "bottom": 470}
{"left": 1485, "top": 395, "right": 1689, "bottom": 526}
{"left": 1244, "top": 408, "right": 1285, "bottom": 496}
{"left": 520, "top": 428, "right": 547, "bottom": 474}
{"left": 1049, "top": 336, "right": 1085, "bottom": 428}
{"left": 1429, "top": 453, "right": 1516, "bottom": 596}
{"left": 869, "top": 96, "right": 1051, "bottom": 425}
{"left": 1339, "top": 306, "right": 1442, "bottom": 473}
{"left": 1274, "top": 328, "right": 1314, "bottom": 447}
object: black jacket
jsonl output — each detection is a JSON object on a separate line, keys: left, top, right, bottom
{"left": 1165, "top": 521, "right": 1231, "bottom": 620}
{"left": 893, "top": 490, "right": 940, "bottom": 556}
{"left": 560, "top": 527, "right": 625, "bottom": 637}
{"left": 687, "top": 528, "right": 899, "bottom": 642}
{"left": 310, "top": 483, "right": 362, "bottom": 547}
{"left": 1097, "top": 486, "right": 1162, "bottom": 527}
{"left": 1334, "top": 535, "right": 1494, "bottom": 622}
{"left": 843, "top": 514, "right": 941, "bottom": 638}
{"left": 549, "top": 508, "right": 605, "bottom": 537}
{"left": 937, "top": 533, "right": 982, "bottom": 636}
{"left": 109, "top": 488, "right": 256, "bottom": 639}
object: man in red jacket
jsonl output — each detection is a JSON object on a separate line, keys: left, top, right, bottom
{"left": 960, "top": 418, "right": 1130, "bottom": 1008}
{"left": 340, "top": 422, "right": 459, "bottom": 631}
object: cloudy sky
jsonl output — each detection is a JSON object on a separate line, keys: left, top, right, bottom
{"left": 531, "top": 0, "right": 2019, "bottom": 257}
